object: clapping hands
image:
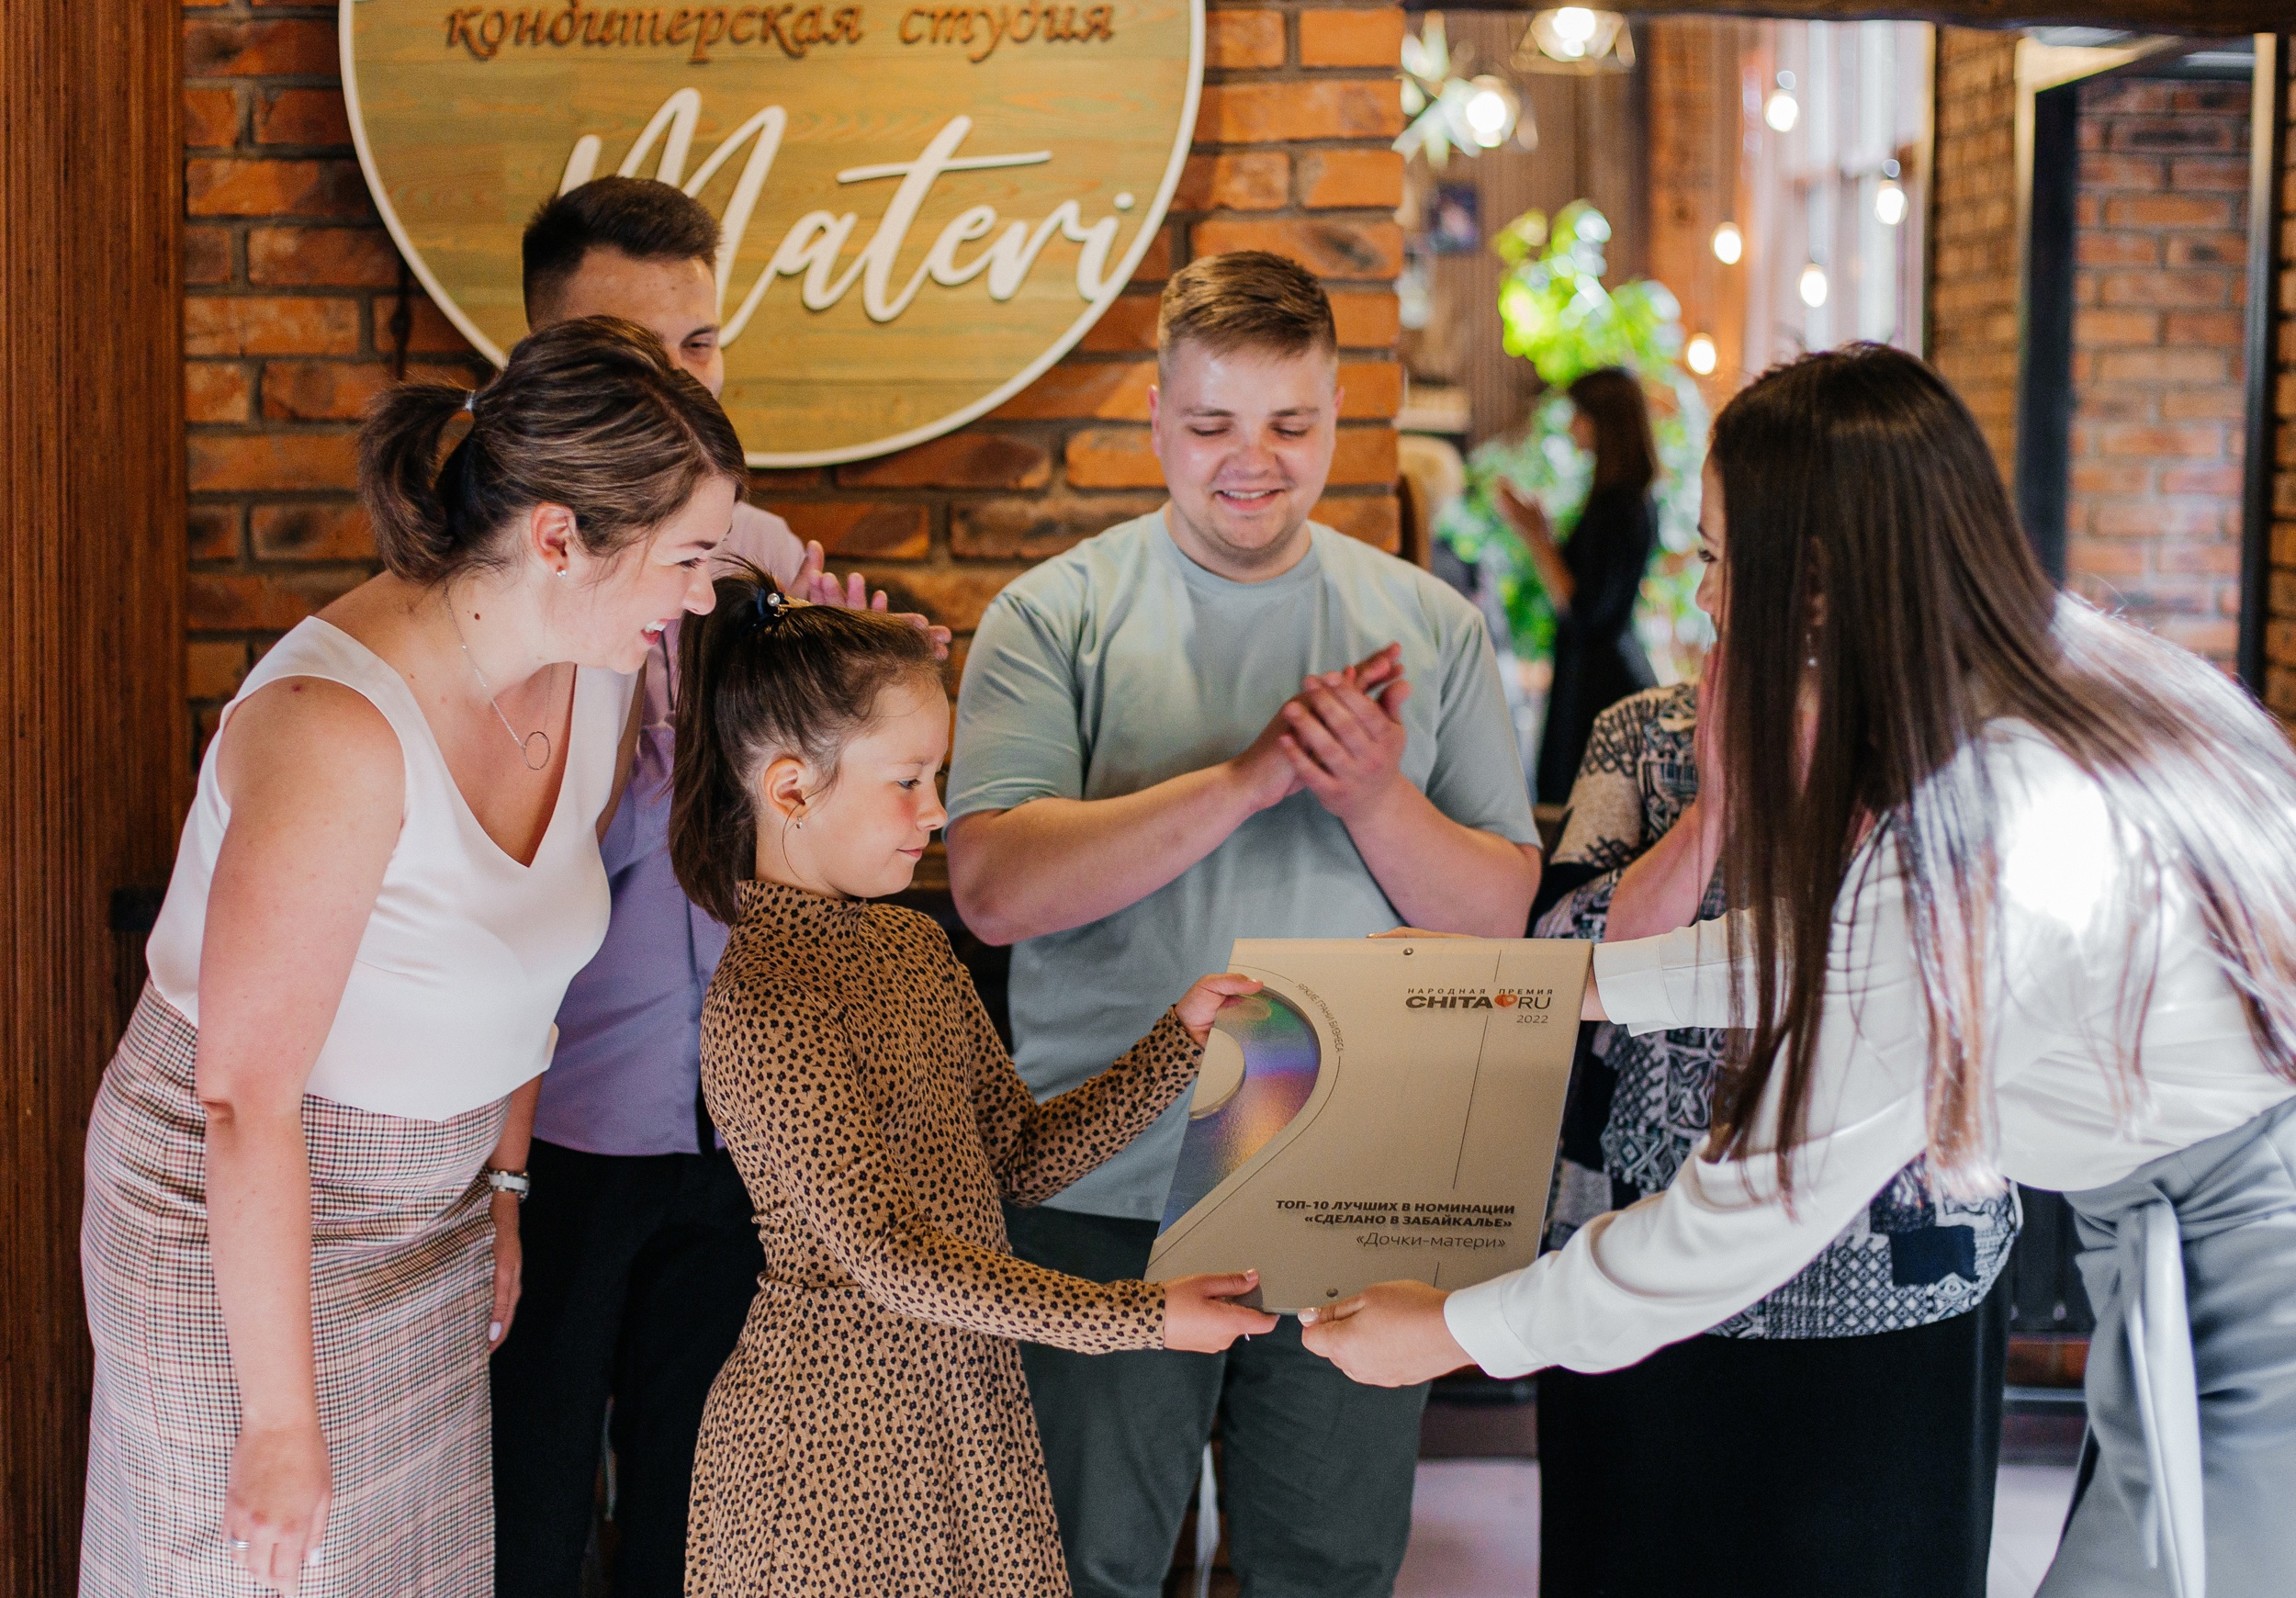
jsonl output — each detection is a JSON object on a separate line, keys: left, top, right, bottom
{"left": 1228, "top": 644, "right": 1412, "bottom": 820}
{"left": 1278, "top": 645, "right": 1412, "bottom": 822}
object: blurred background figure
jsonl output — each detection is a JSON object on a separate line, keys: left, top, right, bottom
{"left": 1496, "top": 367, "right": 1660, "bottom": 804}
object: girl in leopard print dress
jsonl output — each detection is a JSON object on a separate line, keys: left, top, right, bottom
{"left": 667, "top": 569, "right": 1275, "bottom": 1596}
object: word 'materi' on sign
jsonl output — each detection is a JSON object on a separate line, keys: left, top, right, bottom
{"left": 348, "top": 0, "right": 1200, "bottom": 462}
{"left": 558, "top": 96, "right": 1128, "bottom": 335}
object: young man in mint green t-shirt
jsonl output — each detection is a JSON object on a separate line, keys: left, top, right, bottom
{"left": 946, "top": 252, "right": 1540, "bottom": 1598}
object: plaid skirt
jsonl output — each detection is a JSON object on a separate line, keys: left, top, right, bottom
{"left": 80, "top": 985, "right": 509, "bottom": 1598}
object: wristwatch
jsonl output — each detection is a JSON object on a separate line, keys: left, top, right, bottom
{"left": 485, "top": 1167, "right": 532, "bottom": 1202}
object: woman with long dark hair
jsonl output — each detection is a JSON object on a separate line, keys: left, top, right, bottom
{"left": 1305, "top": 344, "right": 2296, "bottom": 1597}
{"left": 1500, "top": 366, "right": 1660, "bottom": 803}
{"left": 1525, "top": 655, "right": 2017, "bottom": 1588}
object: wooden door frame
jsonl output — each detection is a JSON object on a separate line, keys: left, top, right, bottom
{"left": 2239, "top": 37, "right": 2290, "bottom": 693}
{"left": 0, "top": 0, "right": 186, "bottom": 1589}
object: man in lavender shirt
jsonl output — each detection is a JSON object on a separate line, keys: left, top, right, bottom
{"left": 489, "top": 178, "right": 943, "bottom": 1598}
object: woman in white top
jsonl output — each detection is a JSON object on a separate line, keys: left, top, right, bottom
{"left": 79, "top": 317, "right": 746, "bottom": 1598}
{"left": 1305, "top": 344, "right": 2296, "bottom": 1598}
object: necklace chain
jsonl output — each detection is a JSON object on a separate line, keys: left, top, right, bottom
{"left": 444, "top": 594, "right": 553, "bottom": 772}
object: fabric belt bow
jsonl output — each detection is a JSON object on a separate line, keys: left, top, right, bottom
{"left": 2118, "top": 1196, "right": 2205, "bottom": 1598}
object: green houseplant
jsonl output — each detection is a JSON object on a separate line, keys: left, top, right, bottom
{"left": 1435, "top": 201, "right": 1710, "bottom": 679}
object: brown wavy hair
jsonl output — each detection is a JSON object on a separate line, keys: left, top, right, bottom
{"left": 357, "top": 314, "right": 746, "bottom": 586}
{"left": 670, "top": 565, "right": 940, "bottom": 924}
{"left": 1568, "top": 366, "right": 1657, "bottom": 497}
{"left": 1707, "top": 343, "right": 2296, "bottom": 1194}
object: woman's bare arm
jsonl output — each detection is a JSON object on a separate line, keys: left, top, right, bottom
{"left": 199, "top": 678, "right": 403, "bottom": 1592}
{"left": 1603, "top": 802, "right": 1721, "bottom": 941}
{"left": 1497, "top": 484, "right": 1576, "bottom": 611}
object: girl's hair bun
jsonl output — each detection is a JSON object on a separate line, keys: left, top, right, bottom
{"left": 669, "top": 564, "right": 940, "bottom": 923}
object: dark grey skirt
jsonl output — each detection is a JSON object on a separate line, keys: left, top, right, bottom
{"left": 2038, "top": 1093, "right": 2296, "bottom": 1598}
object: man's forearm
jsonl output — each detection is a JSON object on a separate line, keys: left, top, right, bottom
{"left": 1344, "top": 782, "right": 1539, "bottom": 937}
{"left": 948, "top": 763, "right": 1266, "bottom": 945}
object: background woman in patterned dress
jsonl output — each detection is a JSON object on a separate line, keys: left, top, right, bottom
{"left": 667, "top": 574, "right": 1278, "bottom": 1595}
{"left": 80, "top": 319, "right": 745, "bottom": 1597}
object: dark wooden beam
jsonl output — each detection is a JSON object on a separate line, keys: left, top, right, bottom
{"left": 2015, "top": 82, "right": 2079, "bottom": 586}
{"left": 2236, "top": 36, "right": 2290, "bottom": 695}
{"left": 0, "top": 0, "right": 186, "bottom": 1588}
{"left": 1557, "top": 1, "right": 2283, "bottom": 39}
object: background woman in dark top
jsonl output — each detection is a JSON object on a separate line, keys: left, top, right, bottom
{"left": 1499, "top": 366, "right": 1660, "bottom": 804}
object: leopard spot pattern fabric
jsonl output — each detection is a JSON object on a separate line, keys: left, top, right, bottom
{"left": 686, "top": 881, "right": 1203, "bottom": 1597}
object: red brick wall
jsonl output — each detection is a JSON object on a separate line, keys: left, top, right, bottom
{"left": 1928, "top": 28, "right": 2021, "bottom": 484}
{"left": 180, "top": 0, "right": 1406, "bottom": 747}
{"left": 2065, "top": 75, "right": 2250, "bottom": 669}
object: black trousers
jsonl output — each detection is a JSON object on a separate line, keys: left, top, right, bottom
{"left": 1005, "top": 1202, "right": 1427, "bottom": 1598}
{"left": 491, "top": 1138, "right": 762, "bottom": 1598}
{"left": 1536, "top": 1283, "right": 2009, "bottom": 1598}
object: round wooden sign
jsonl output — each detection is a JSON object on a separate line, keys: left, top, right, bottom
{"left": 342, "top": 0, "right": 1201, "bottom": 465}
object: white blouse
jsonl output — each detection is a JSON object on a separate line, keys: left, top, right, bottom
{"left": 146, "top": 618, "right": 635, "bottom": 1122}
{"left": 1446, "top": 721, "right": 2296, "bottom": 1379}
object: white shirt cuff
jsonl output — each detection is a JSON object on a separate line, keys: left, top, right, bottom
{"left": 1443, "top": 1271, "right": 1543, "bottom": 1379}
{"left": 1593, "top": 933, "right": 1680, "bottom": 1037}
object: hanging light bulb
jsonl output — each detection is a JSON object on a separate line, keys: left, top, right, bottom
{"left": 1684, "top": 334, "right": 1718, "bottom": 377}
{"left": 1711, "top": 221, "right": 1743, "bottom": 264}
{"left": 1548, "top": 6, "right": 1597, "bottom": 55}
{"left": 1461, "top": 75, "right": 1520, "bottom": 149}
{"left": 1798, "top": 262, "right": 1829, "bottom": 308}
{"left": 1764, "top": 71, "right": 1800, "bottom": 133}
{"left": 1874, "top": 158, "right": 1908, "bottom": 227}
{"left": 1515, "top": 9, "right": 1634, "bottom": 74}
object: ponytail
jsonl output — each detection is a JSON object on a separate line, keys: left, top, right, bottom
{"left": 360, "top": 383, "right": 478, "bottom": 582}
{"left": 356, "top": 315, "right": 748, "bottom": 587}
{"left": 670, "top": 565, "right": 940, "bottom": 924}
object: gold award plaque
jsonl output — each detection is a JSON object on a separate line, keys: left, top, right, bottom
{"left": 342, "top": 0, "right": 1202, "bottom": 464}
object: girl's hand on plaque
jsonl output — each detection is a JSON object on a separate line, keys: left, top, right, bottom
{"left": 1159, "top": 1271, "right": 1279, "bottom": 1352}
{"left": 1175, "top": 973, "right": 1264, "bottom": 1045}
{"left": 1299, "top": 1280, "right": 1475, "bottom": 1387}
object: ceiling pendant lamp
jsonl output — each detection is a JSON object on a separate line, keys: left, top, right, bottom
{"left": 1514, "top": 9, "right": 1636, "bottom": 75}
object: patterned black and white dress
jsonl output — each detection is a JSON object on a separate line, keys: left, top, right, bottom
{"left": 1529, "top": 682, "right": 2020, "bottom": 1598}
{"left": 1538, "top": 682, "right": 2020, "bottom": 1332}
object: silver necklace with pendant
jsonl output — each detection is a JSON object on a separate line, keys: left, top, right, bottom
{"left": 444, "top": 593, "right": 554, "bottom": 772}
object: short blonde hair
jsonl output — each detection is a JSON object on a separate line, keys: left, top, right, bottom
{"left": 1156, "top": 252, "right": 1337, "bottom": 372}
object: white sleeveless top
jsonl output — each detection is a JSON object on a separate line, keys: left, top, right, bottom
{"left": 146, "top": 618, "right": 636, "bottom": 1121}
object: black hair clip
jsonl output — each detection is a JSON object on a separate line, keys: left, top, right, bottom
{"left": 745, "top": 586, "right": 792, "bottom": 633}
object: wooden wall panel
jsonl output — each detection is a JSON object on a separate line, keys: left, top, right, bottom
{"left": 0, "top": 0, "right": 189, "bottom": 1588}
{"left": 1405, "top": 10, "right": 1649, "bottom": 447}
